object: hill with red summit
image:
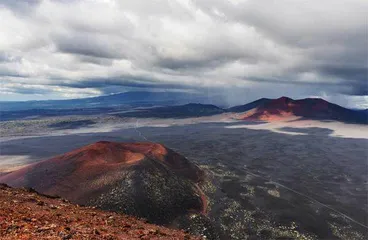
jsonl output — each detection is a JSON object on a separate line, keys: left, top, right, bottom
{"left": 230, "top": 97, "right": 367, "bottom": 123}
{"left": 0, "top": 142, "right": 208, "bottom": 228}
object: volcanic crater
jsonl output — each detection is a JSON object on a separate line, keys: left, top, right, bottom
{"left": 0, "top": 141, "right": 208, "bottom": 228}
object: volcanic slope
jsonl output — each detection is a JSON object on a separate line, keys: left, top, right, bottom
{"left": 0, "top": 141, "right": 207, "bottom": 226}
{"left": 0, "top": 184, "right": 201, "bottom": 240}
{"left": 234, "top": 96, "right": 367, "bottom": 123}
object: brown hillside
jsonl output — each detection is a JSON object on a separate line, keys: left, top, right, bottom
{"left": 0, "top": 142, "right": 206, "bottom": 225}
{"left": 0, "top": 184, "right": 201, "bottom": 240}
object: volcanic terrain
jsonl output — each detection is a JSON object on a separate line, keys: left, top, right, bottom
{"left": 0, "top": 183, "right": 201, "bottom": 240}
{"left": 1, "top": 95, "right": 367, "bottom": 239}
{"left": 234, "top": 96, "right": 367, "bottom": 123}
{"left": 0, "top": 142, "right": 209, "bottom": 229}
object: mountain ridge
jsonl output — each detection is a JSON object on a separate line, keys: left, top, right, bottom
{"left": 234, "top": 96, "right": 367, "bottom": 124}
{"left": 1, "top": 93, "right": 366, "bottom": 124}
{"left": 0, "top": 91, "right": 206, "bottom": 111}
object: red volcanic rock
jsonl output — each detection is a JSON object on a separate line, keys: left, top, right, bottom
{"left": 238, "top": 97, "right": 367, "bottom": 123}
{"left": 0, "top": 141, "right": 206, "bottom": 225}
{"left": 0, "top": 184, "right": 201, "bottom": 240}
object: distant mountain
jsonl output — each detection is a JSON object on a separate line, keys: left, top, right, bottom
{"left": 234, "top": 96, "right": 368, "bottom": 124}
{"left": 226, "top": 98, "right": 271, "bottom": 113}
{"left": 1, "top": 93, "right": 367, "bottom": 124}
{"left": 117, "top": 103, "right": 225, "bottom": 118}
{"left": 0, "top": 103, "right": 225, "bottom": 121}
{"left": 0, "top": 107, "right": 121, "bottom": 121}
{"left": 0, "top": 91, "right": 206, "bottom": 111}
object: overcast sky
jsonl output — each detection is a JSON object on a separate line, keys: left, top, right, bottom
{"left": 0, "top": 0, "right": 367, "bottom": 108}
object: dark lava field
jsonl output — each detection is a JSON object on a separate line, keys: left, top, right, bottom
{"left": 1, "top": 121, "right": 367, "bottom": 239}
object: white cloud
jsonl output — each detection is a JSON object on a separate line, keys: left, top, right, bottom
{"left": 0, "top": 0, "right": 367, "bottom": 106}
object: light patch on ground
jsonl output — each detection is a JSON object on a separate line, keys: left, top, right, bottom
{"left": 0, "top": 155, "right": 32, "bottom": 173}
{"left": 267, "top": 189, "right": 280, "bottom": 198}
{"left": 226, "top": 120, "right": 368, "bottom": 139}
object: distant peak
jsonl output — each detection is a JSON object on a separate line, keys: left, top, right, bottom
{"left": 185, "top": 102, "right": 210, "bottom": 105}
{"left": 95, "top": 141, "right": 111, "bottom": 144}
{"left": 183, "top": 103, "right": 220, "bottom": 108}
{"left": 300, "top": 97, "right": 328, "bottom": 102}
{"left": 277, "top": 96, "right": 293, "bottom": 101}
{"left": 89, "top": 141, "right": 164, "bottom": 149}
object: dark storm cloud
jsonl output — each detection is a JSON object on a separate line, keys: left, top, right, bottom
{"left": 56, "top": 76, "right": 196, "bottom": 90}
{"left": 0, "top": 72, "right": 29, "bottom": 78}
{"left": 153, "top": 49, "right": 261, "bottom": 72}
{"left": 6, "top": 87, "right": 50, "bottom": 95}
{"left": 76, "top": 56, "right": 114, "bottom": 66}
{"left": 156, "top": 57, "right": 227, "bottom": 71}
{"left": 151, "top": 41, "right": 262, "bottom": 72}
{"left": 247, "top": 64, "right": 367, "bottom": 90}
{"left": 0, "top": 67, "right": 29, "bottom": 78}
{"left": 55, "top": 34, "right": 125, "bottom": 59}
{"left": 0, "top": 0, "right": 367, "bottom": 106}
{"left": 0, "top": 0, "right": 41, "bottom": 12}
{"left": 320, "top": 65, "right": 367, "bottom": 83}
{"left": 193, "top": 0, "right": 368, "bottom": 95}
{"left": 349, "top": 86, "right": 368, "bottom": 96}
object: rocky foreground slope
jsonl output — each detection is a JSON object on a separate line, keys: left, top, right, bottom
{"left": 0, "top": 183, "right": 200, "bottom": 239}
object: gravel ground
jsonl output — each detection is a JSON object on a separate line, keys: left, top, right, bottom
{"left": 0, "top": 184, "right": 200, "bottom": 240}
